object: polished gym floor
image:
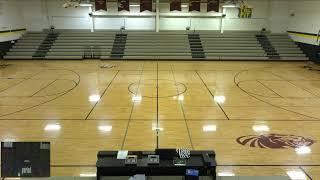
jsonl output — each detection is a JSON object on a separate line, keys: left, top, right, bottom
{"left": 0, "top": 60, "right": 320, "bottom": 178}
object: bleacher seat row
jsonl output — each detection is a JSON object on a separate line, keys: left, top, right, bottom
{"left": 4, "top": 30, "right": 308, "bottom": 61}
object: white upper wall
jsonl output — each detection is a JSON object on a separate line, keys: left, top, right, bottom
{"left": 0, "top": 0, "right": 25, "bottom": 41}
{"left": 20, "top": 0, "right": 50, "bottom": 31}
{"left": 223, "top": 0, "right": 269, "bottom": 31}
{"left": 48, "top": 0, "right": 91, "bottom": 30}
{"left": 287, "top": 0, "right": 320, "bottom": 45}
{"left": 0, "top": 0, "right": 24, "bottom": 31}
{"left": 93, "top": 2, "right": 155, "bottom": 30}
{"left": 2, "top": 0, "right": 320, "bottom": 45}
{"left": 269, "top": 0, "right": 289, "bottom": 33}
{"left": 14, "top": 0, "right": 291, "bottom": 32}
{"left": 288, "top": 0, "right": 320, "bottom": 33}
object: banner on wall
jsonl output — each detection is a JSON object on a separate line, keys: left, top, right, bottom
{"left": 238, "top": 5, "right": 253, "bottom": 18}
{"left": 95, "top": 0, "right": 107, "bottom": 11}
{"left": 170, "top": 0, "right": 181, "bottom": 11}
{"left": 140, "top": 0, "right": 152, "bottom": 12}
{"left": 207, "top": 0, "right": 219, "bottom": 12}
{"left": 189, "top": 0, "right": 200, "bottom": 12}
{"left": 118, "top": 0, "right": 129, "bottom": 11}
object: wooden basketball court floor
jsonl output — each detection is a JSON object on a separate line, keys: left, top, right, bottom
{"left": 0, "top": 60, "right": 320, "bottom": 178}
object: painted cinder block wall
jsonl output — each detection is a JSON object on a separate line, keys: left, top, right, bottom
{"left": 2, "top": 0, "right": 288, "bottom": 32}
{"left": 0, "top": 0, "right": 25, "bottom": 42}
{"left": 1, "top": 0, "right": 320, "bottom": 47}
{"left": 287, "top": 0, "right": 320, "bottom": 45}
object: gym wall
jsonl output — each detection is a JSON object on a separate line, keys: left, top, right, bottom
{"left": 287, "top": 0, "right": 320, "bottom": 46}
{"left": 1, "top": 0, "right": 320, "bottom": 47}
{"left": 17, "top": 0, "right": 290, "bottom": 32}
{"left": 0, "top": 0, "right": 25, "bottom": 42}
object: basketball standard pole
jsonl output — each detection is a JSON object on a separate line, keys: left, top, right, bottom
{"left": 220, "top": 7, "right": 225, "bottom": 33}
{"left": 156, "top": 0, "right": 159, "bottom": 32}
{"left": 89, "top": 6, "right": 94, "bottom": 32}
{"left": 44, "top": 0, "right": 51, "bottom": 28}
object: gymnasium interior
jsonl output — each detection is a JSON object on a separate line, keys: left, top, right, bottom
{"left": 0, "top": 0, "right": 320, "bottom": 179}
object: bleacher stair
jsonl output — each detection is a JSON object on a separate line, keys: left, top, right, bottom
{"left": 188, "top": 33, "right": 206, "bottom": 59}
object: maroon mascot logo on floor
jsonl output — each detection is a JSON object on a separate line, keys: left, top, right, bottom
{"left": 236, "top": 134, "right": 315, "bottom": 149}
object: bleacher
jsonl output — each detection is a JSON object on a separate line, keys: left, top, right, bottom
{"left": 200, "top": 31, "right": 268, "bottom": 60}
{"left": 47, "top": 31, "right": 115, "bottom": 59}
{"left": 4, "top": 30, "right": 308, "bottom": 61}
{"left": 267, "top": 33, "right": 308, "bottom": 60}
{"left": 121, "top": 31, "right": 191, "bottom": 60}
{"left": 5, "top": 32, "right": 46, "bottom": 59}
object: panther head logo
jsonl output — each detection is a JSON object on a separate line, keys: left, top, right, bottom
{"left": 236, "top": 134, "right": 315, "bottom": 149}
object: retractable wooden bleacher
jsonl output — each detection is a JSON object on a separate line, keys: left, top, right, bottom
{"left": 267, "top": 33, "right": 308, "bottom": 60}
{"left": 4, "top": 32, "right": 47, "bottom": 59}
{"left": 119, "top": 31, "right": 192, "bottom": 60}
{"left": 46, "top": 30, "right": 115, "bottom": 60}
{"left": 200, "top": 31, "right": 268, "bottom": 60}
{"left": 4, "top": 30, "right": 308, "bottom": 61}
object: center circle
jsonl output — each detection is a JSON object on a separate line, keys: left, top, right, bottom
{"left": 128, "top": 79, "right": 187, "bottom": 98}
